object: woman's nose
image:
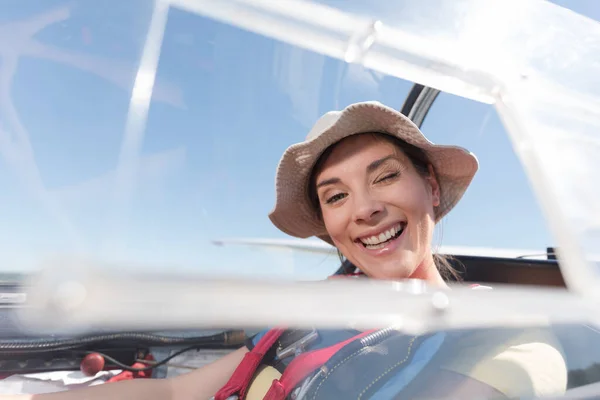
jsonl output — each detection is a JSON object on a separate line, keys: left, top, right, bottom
{"left": 352, "top": 193, "right": 384, "bottom": 223}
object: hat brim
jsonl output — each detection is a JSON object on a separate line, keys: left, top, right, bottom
{"left": 268, "top": 101, "right": 479, "bottom": 245}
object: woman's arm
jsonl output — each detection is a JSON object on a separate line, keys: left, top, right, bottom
{"left": 0, "top": 347, "right": 248, "bottom": 400}
{"left": 171, "top": 346, "right": 248, "bottom": 400}
{"left": 0, "top": 379, "right": 175, "bottom": 400}
{"left": 434, "top": 328, "right": 568, "bottom": 398}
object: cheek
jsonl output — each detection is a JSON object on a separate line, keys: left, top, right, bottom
{"left": 410, "top": 188, "right": 437, "bottom": 242}
{"left": 407, "top": 183, "right": 437, "bottom": 216}
{"left": 385, "top": 185, "right": 431, "bottom": 215}
{"left": 322, "top": 210, "right": 348, "bottom": 241}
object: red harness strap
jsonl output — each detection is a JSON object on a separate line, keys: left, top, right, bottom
{"left": 263, "top": 329, "right": 377, "bottom": 400}
{"left": 214, "top": 328, "right": 286, "bottom": 400}
{"left": 214, "top": 274, "right": 364, "bottom": 399}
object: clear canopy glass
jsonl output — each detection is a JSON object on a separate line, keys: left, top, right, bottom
{"left": 3, "top": 1, "right": 600, "bottom": 398}
{"left": 0, "top": 0, "right": 598, "bottom": 339}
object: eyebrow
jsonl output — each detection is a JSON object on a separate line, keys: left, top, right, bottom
{"left": 315, "top": 154, "right": 397, "bottom": 188}
{"left": 316, "top": 177, "right": 341, "bottom": 189}
{"left": 366, "top": 154, "right": 397, "bottom": 173}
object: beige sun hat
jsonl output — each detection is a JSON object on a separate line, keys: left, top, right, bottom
{"left": 268, "top": 101, "right": 479, "bottom": 245}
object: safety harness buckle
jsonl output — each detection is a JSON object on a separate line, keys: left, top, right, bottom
{"left": 276, "top": 329, "right": 319, "bottom": 359}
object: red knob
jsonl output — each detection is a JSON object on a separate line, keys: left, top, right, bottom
{"left": 81, "top": 353, "right": 105, "bottom": 376}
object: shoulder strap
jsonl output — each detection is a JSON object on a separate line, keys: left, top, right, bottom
{"left": 214, "top": 328, "right": 285, "bottom": 400}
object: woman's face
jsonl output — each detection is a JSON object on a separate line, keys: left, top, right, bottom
{"left": 314, "top": 134, "right": 440, "bottom": 280}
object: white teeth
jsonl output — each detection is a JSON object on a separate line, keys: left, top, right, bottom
{"left": 360, "top": 223, "right": 405, "bottom": 247}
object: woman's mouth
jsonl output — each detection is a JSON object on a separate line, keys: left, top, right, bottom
{"left": 358, "top": 222, "right": 406, "bottom": 250}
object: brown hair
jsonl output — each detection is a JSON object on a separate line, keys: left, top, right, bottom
{"left": 307, "top": 132, "right": 462, "bottom": 281}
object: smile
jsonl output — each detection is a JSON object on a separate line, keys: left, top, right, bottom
{"left": 357, "top": 222, "right": 406, "bottom": 250}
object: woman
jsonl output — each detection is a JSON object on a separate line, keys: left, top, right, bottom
{"left": 5, "top": 101, "right": 567, "bottom": 400}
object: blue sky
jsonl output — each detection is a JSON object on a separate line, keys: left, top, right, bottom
{"left": 0, "top": 0, "right": 596, "bottom": 280}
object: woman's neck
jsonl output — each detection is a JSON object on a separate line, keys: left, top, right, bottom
{"left": 409, "top": 254, "right": 448, "bottom": 288}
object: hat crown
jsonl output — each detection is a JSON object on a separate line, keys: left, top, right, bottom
{"left": 306, "top": 111, "right": 341, "bottom": 140}
{"left": 306, "top": 102, "right": 390, "bottom": 141}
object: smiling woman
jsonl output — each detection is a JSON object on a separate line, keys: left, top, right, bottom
{"left": 3, "top": 102, "right": 568, "bottom": 400}
{"left": 244, "top": 101, "right": 568, "bottom": 399}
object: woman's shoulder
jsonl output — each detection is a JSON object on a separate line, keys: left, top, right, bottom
{"left": 439, "top": 326, "right": 567, "bottom": 398}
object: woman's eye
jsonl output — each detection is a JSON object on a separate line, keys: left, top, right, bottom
{"left": 376, "top": 172, "right": 399, "bottom": 183}
{"left": 326, "top": 193, "right": 346, "bottom": 204}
